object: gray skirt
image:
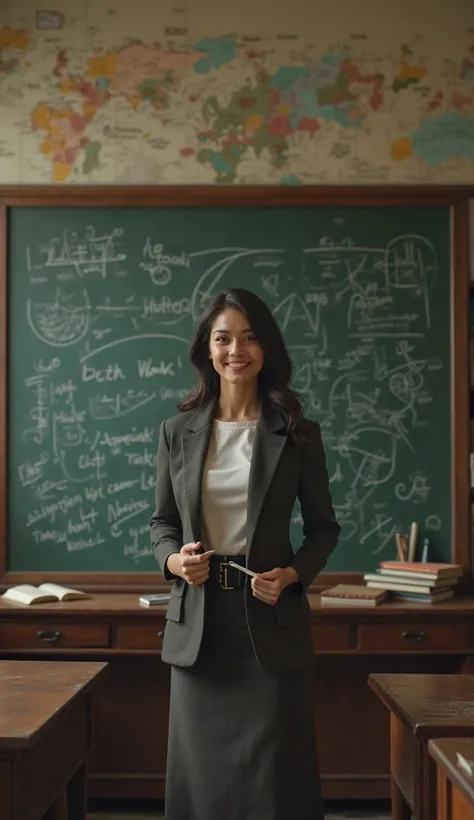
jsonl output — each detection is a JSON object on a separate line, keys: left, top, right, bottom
{"left": 165, "top": 573, "right": 325, "bottom": 820}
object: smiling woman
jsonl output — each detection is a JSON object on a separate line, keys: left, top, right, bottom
{"left": 208, "top": 308, "right": 264, "bottom": 396}
{"left": 149, "top": 288, "right": 340, "bottom": 820}
{"left": 179, "top": 288, "right": 306, "bottom": 434}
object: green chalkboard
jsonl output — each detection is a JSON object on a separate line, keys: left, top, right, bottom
{"left": 7, "top": 203, "right": 451, "bottom": 573}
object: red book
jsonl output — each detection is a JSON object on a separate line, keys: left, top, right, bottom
{"left": 379, "top": 561, "right": 463, "bottom": 579}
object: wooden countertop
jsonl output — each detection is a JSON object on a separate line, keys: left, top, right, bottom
{"left": 368, "top": 673, "right": 474, "bottom": 737}
{"left": 0, "top": 592, "right": 473, "bottom": 616}
{"left": 0, "top": 660, "right": 109, "bottom": 749}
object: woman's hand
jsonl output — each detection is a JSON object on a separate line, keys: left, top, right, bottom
{"left": 166, "top": 542, "right": 214, "bottom": 586}
{"left": 251, "top": 566, "right": 299, "bottom": 605}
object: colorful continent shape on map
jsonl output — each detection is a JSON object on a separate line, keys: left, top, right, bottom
{"left": 193, "top": 36, "right": 237, "bottom": 73}
{"left": 2, "top": 26, "right": 470, "bottom": 184}
{"left": 390, "top": 138, "right": 413, "bottom": 161}
{"left": 31, "top": 73, "right": 111, "bottom": 181}
{"left": 392, "top": 60, "right": 427, "bottom": 92}
{"left": 0, "top": 26, "right": 30, "bottom": 76}
{"left": 86, "top": 44, "right": 206, "bottom": 110}
{"left": 197, "top": 54, "right": 384, "bottom": 182}
{"left": 411, "top": 111, "right": 474, "bottom": 165}
{"left": 0, "top": 26, "right": 29, "bottom": 51}
{"left": 392, "top": 111, "right": 474, "bottom": 166}
{"left": 31, "top": 40, "right": 214, "bottom": 179}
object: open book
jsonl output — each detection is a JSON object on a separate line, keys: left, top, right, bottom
{"left": 1, "top": 583, "right": 89, "bottom": 605}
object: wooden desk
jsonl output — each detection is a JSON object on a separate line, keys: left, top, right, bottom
{"left": 368, "top": 674, "right": 474, "bottom": 820}
{"left": 428, "top": 738, "right": 474, "bottom": 820}
{"left": 1, "top": 595, "right": 474, "bottom": 802}
{"left": 0, "top": 660, "right": 108, "bottom": 820}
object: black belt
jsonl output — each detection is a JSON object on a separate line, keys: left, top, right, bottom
{"left": 210, "top": 554, "right": 247, "bottom": 590}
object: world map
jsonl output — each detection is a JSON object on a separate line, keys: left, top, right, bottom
{"left": 1, "top": 14, "right": 474, "bottom": 184}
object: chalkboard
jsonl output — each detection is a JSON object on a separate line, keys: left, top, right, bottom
{"left": 6, "top": 198, "right": 453, "bottom": 575}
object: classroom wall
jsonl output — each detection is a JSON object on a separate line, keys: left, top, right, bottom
{"left": 0, "top": 0, "right": 473, "bottom": 185}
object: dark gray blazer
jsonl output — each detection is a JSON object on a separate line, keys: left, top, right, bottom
{"left": 149, "top": 401, "right": 340, "bottom": 673}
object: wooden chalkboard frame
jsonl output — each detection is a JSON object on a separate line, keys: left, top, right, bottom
{"left": 0, "top": 185, "right": 472, "bottom": 592}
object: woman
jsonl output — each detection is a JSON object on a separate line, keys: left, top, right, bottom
{"left": 150, "top": 288, "right": 340, "bottom": 820}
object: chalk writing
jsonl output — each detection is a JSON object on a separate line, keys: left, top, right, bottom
{"left": 10, "top": 217, "right": 450, "bottom": 570}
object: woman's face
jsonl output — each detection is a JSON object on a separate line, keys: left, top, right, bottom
{"left": 208, "top": 308, "right": 264, "bottom": 387}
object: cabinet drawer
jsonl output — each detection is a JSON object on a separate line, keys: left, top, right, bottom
{"left": 116, "top": 623, "right": 164, "bottom": 650}
{"left": 358, "top": 623, "right": 470, "bottom": 652}
{"left": 312, "top": 624, "right": 351, "bottom": 651}
{"left": 0, "top": 622, "right": 109, "bottom": 649}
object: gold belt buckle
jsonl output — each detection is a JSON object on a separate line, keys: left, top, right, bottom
{"left": 219, "top": 562, "right": 234, "bottom": 590}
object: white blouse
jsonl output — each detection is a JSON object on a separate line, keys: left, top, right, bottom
{"left": 201, "top": 420, "right": 258, "bottom": 556}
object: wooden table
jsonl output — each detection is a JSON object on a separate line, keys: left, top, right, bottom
{"left": 428, "top": 738, "right": 474, "bottom": 820}
{"left": 0, "top": 660, "right": 109, "bottom": 820}
{"left": 368, "top": 673, "right": 474, "bottom": 820}
{"left": 2, "top": 594, "right": 474, "bottom": 802}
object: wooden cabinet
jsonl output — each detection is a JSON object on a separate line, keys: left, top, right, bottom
{"left": 0, "top": 621, "right": 109, "bottom": 649}
{"left": 1, "top": 593, "right": 474, "bottom": 802}
{"left": 357, "top": 622, "right": 471, "bottom": 652}
{"left": 116, "top": 623, "right": 164, "bottom": 650}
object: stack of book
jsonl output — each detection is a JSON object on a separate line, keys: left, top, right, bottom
{"left": 363, "top": 561, "right": 463, "bottom": 604}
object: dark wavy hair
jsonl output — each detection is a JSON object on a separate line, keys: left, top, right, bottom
{"left": 178, "top": 289, "right": 304, "bottom": 435}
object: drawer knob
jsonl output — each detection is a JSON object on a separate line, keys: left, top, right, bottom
{"left": 37, "top": 630, "right": 62, "bottom": 643}
{"left": 401, "top": 630, "right": 426, "bottom": 642}
{"left": 157, "top": 631, "right": 164, "bottom": 639}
